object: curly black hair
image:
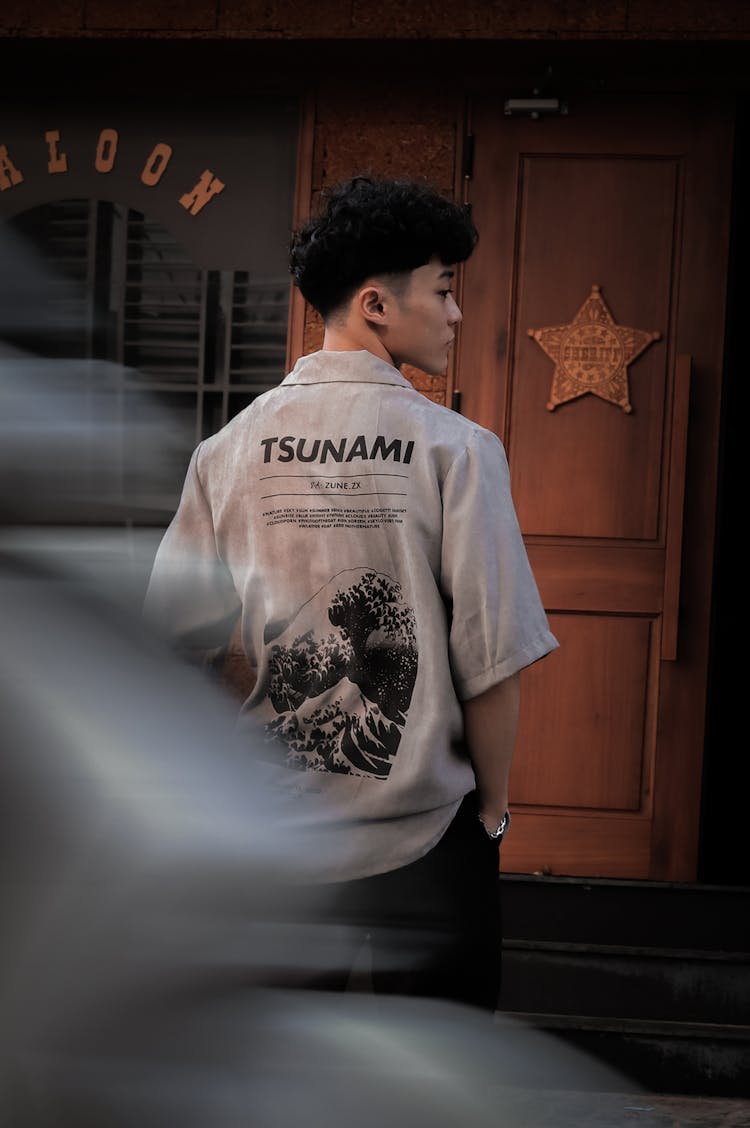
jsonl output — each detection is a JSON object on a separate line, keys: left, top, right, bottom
{"left": 289, "top": 176, "right": 478, "bottom": 318}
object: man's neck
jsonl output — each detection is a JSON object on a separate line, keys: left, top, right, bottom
{"left": 322, "top": 323, "right": 398, "bottom": 369}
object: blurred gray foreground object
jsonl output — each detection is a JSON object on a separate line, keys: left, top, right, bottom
{"left": 0, "top": 554, "right": 628, "bottom": 1128}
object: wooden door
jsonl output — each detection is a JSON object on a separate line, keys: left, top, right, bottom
{"left": 458, "top": 95, "right": 734, "bottom": 881}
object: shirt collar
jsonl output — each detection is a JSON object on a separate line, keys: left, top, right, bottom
{"left": 282, "top": 349, "right": 413, "bottom": 389}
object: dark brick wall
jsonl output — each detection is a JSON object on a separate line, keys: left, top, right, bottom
{"left": 1, "top": 0, "right": 748, "bottom": 38}
{"left": 300, "top": 82, "right": 461, "bottom": 403}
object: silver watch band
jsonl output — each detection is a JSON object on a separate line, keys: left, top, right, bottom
{"left": 480, "top": 808, "right": 511, "bottom": 841}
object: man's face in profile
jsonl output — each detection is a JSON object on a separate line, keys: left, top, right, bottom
{"left": 382, "top": 257, "right": 463, "bottom": 376}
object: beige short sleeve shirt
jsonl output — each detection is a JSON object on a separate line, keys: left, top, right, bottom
{"left": 145, "top": 350, "right": 558, "bottom": 880}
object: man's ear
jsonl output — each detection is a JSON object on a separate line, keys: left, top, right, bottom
{"left": 358, "top": 283, "right": 390, "bottom": 327}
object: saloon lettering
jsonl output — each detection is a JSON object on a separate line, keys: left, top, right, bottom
{"left": 261, "top": 435, "right": 415, "bottom": 465}
{"left": 0, "top": 128, "right": 225, "bottom": 215}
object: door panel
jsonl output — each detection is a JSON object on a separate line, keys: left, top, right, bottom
{"left": 526, "top": 545, "right": 663, "bottom": 614}
{"left": 513, "top": 613, "right": 652, "bottom": 812}
{"left": 511, "top": 154, "right": 677, "bottom": 539}
{"left": 460, "top": 95, "right": 733, "bottom": 880}
{"left": 499, "top": 812, "right": 653, "bottom": 880}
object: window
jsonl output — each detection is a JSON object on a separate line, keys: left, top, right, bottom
{"left": 4, "top": 198, "right": 292, "bottom": 526}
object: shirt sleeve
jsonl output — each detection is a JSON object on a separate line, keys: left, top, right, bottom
{"left": 143, "top": 444, "right": 241, "bottom": 658}
{"left": 440, "top": 426, "right": 559, "bottom": 701}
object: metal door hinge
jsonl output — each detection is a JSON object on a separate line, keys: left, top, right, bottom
{"left": 462, "top": 134, "right": 474, "bottom": 181}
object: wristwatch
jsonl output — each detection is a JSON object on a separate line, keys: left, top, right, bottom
{"left": 480, "top": 808, "right": 511, "bottom": 841}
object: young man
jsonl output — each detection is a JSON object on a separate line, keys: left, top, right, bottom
{"left": 144, "top": 176, "right": 558, "bottom": 1011}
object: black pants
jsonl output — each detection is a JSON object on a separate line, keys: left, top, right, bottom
{"left": 292, "top": 792, "right": 503, "bottom": 1012}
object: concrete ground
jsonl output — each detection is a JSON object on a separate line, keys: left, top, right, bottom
{"left": 497, "top": 1090, "right": 750, "bottom": 1127}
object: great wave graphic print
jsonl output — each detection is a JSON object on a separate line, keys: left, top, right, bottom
{"left": 261, "top": 568, "right": 418, "bottom": 780}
